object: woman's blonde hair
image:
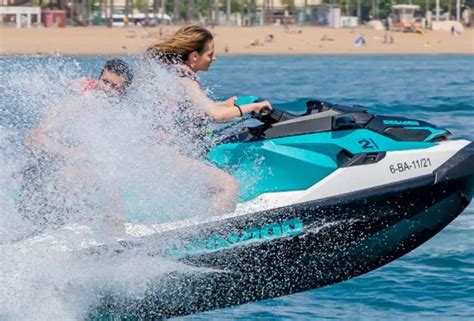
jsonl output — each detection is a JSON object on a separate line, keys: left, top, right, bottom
{"left": 146, "top": 25, "right": 214, "bottom": 64}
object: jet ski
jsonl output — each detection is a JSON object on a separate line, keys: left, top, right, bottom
{"left": 92, "top": 97, "right": 474, "bottom": 319}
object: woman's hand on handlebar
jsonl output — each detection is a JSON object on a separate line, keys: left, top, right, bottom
{"left": 208, "top": 98, "right": 272, "bottom": 121}
{"left": 250, "top": 100, "right": 273, "bottom": 113}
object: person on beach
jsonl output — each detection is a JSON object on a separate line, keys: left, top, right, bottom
{"left": 451, "top": 25, "right": 460, "bottom": 36}
{"left": 353, "top": 34, "right": 366, "bottom": 47}
{"left": 146, "top": 25, "right": 272, "bottom": 122}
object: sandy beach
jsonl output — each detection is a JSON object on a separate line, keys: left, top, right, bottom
{"left": 1, "top": 26, "right": 473, "bottom": 56}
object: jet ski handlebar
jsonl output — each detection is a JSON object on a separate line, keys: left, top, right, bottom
{"left": 253, "top": 106, "right": 274, "bottom": 122}
{"left": 235, "top": 96, "right": 293, "bottom": 125}
{"left": 235, "top": 96, "right": 369, "bottom": 125}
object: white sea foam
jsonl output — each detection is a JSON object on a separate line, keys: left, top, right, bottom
{"left": 0, "top": 57, "right": 234, "bottom": 320}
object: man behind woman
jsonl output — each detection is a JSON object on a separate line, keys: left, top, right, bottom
{"left": 21, "top": 59, "right": 136, "bottom": 232}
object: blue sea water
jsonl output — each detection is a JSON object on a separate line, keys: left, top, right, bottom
{"left": 1, "top": 55, "right": 473, "bottom": 320}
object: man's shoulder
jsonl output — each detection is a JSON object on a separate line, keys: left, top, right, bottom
{"left": 80, "top": 77, "right": 99, "bottom": 93}
{"left": 70, "top": 77, "right": 98, "bottom": 94}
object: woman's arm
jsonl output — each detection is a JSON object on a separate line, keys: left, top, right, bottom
{"left": 206, "top": 100, "right": 272, "bottom": 122}
{"left": 181, "top": 78, "right": 272, "bottom": 122}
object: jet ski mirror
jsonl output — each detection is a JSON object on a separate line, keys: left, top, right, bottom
{"left": 306, "top": 100, "right": 325, "bottom": 113}
{"left": 332, "top": 114, "right": 360, "bottom": 130}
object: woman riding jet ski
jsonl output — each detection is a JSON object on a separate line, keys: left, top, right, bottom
{"left": 92, "top": 97, "right": 474, "bottom": 319}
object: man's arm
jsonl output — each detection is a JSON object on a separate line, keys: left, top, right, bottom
{"left": 25, "top": 107, "right": 82, "bottom": 159}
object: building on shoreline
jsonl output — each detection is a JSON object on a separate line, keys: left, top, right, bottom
{"left": 0, "top": 5, "right": 41, "bottom": 27}
{"left": 0, "top": 0, "right": 471, "bottom": 28}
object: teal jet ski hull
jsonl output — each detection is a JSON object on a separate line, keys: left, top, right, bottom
{"left": 92, "top": 172, "right": 473, "bottom": 319}
{"left": 90, "top": 99, "right": 474, "bottom": 319}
